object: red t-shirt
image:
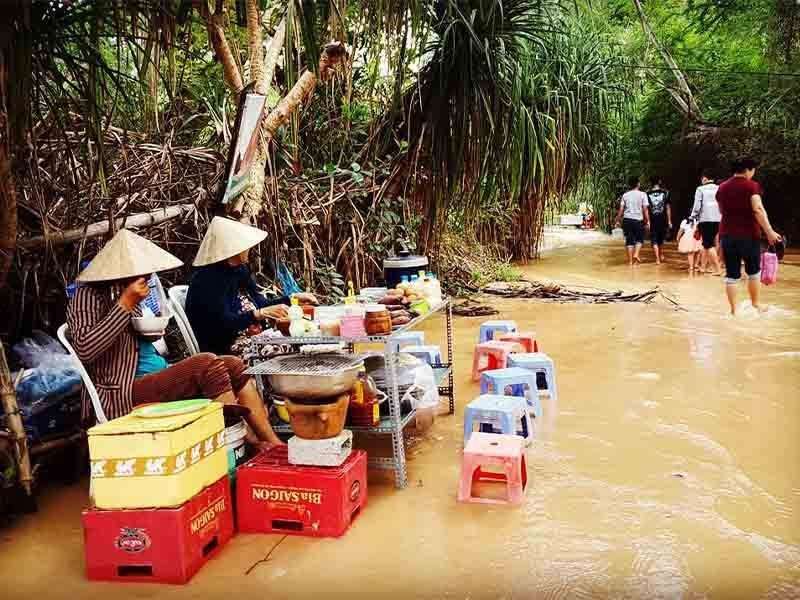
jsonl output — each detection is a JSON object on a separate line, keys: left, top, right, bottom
{"left": 717, "top": 176, "right": 762, "bottom": 240}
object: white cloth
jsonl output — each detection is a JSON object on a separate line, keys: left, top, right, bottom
{"left": 620, "top": 190, "right": 648, "bottom": 221}
{"left": 691, "top": 183, "right": 721, "bottom": 223}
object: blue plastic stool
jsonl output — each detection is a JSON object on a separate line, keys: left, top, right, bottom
{"left": 389, "top": 331, "right": 425, "bottom": 353}
{"left": 402, "top": 345, "right": 442, "bottom": 366}
{"left": 463, "top": 395, "right": 533, "bottom": 446}
{"left": 478, "top": 320, "right": 518, "bottom": 343}
{"left": 479, "top": 367, "right": 542, "bottom": 419}
{"left": 507, "top": 353, "right": 558, "bottom": 403}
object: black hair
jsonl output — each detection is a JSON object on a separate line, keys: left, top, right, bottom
{"left": 627, "top": 176, "right": 640, "bottom": 189}
{"left": 700, "top": 168, "right": 714, "bottom": 181}
{"left": 650, "top": 176, "right": 662, "bottom": 186}
{"left": 731, "top": 157, "right": 759, "bottom": 173}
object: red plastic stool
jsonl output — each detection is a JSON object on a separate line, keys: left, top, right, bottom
{"left": 496, "top": 331, "right": 538, "bottom": 353}
{"left": 471, "top": 341, "right": 518, "bottom": 382}
{"left": 457, "top": 433, "right": 527, "bottom": 505}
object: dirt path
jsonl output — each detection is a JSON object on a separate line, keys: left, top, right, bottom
{"left": 2, "top": 239, "right": 798, "bottom": 599}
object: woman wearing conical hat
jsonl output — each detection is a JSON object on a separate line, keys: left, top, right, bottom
{"left": 186, "top": 217, "right": 316, "bottom": 357}
{"left": 67, "top": 229, "right": 283, "bottom": 448}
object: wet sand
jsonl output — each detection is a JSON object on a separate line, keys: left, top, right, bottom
{"left": 2, "top": 237, "right": 799, "bottom": 599}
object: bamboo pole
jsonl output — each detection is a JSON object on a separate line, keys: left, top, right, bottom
{"left": 0, "top": 343, "right": 32, "bottom": 495}
{"left": 18, "top": 203, "right": 195, "bottom": 249}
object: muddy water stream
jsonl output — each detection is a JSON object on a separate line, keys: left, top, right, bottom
{"left": 1, "top": 238, "right": 798, "bottom": 599}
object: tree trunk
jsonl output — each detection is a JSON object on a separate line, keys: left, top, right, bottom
{"left": 632, "top": 0, "right": 702, "bottom": 121}
{"left": 206, "top": 12, "right": 244, "bottom": 99}
{"left": 0, "top": 343, "right": 32, "bottom": 495}
{"left": 246, "top": 0, "right": 264, "bottom": 90}
{"left": 18, "top": 204, "right": 195, "bottom": 249}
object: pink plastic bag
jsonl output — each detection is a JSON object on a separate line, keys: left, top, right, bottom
{"left": 760, "top": 250, "right": 778, "bottom": 285}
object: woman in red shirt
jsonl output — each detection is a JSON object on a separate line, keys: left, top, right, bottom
{"left": 716, "top": 157, "right": 781, "bottom": 315}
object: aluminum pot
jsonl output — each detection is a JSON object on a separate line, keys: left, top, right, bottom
{"left": 267, "top": 366, "right": 359, "bottom": 401}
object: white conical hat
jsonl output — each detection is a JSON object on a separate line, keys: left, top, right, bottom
{"left": 76, "top": 229, "right": 183, "bottom": 283}
{"left": 193, "top": 216, "right": 268, "bottom": 266}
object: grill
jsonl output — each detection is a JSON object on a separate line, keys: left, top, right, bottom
{"left": 245, "top": 353, "right": 363, "bottom": 376}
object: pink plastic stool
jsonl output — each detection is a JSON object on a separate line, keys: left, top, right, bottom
{"left": 496, "top": 331, "right": 538, "bottom": 353}
{"left": 457, "top": 432, "right": 527, "bottom": 505}
{"left": 471, "top": 341, "right": 518, "bottom": 382}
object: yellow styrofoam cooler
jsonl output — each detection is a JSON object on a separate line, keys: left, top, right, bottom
{"left": 88, "top": 403, "right": 227, "bottom": 510}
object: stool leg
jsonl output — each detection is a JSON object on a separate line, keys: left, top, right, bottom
{"left": 458, "top": 457, "right": 477, "bottom": 502}
{"left": 507, "top": 457, "right": 526, "bottom": 505}
{"left": 500, "top": 413, "right": 516, "bottom": 437}
{"left": 480, "top": 376, "right": 490, "bottom": 394}
{"left": 521, "top": 411, "right": 533, "bottom": 444}
{"left": 524, "top": 375, "right": 542, "bottom": 419}
{"left": 463, "top": 409, "right": 475, "bottom": 446}
{"left": 546, "top": 365, "right": 558, "bottom": 402}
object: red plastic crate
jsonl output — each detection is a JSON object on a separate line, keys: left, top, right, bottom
{"left": 82, "top": 476, "right": 234, "bottom": 584}
{"left": 236, "top": 446, "right": 367, "bottom": 537}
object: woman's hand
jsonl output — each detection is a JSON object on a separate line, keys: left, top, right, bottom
{"left": 119, "top": 277, "right": 149, "bottom": 311}
{"left": 293, "top": 292, "right": 319, "bottom": 306}
{"left": 256, "top": 305, "right": 289, "bottom": 321}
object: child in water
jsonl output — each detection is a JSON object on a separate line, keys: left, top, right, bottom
{"left": 676, "top": 217, "right": 703, "bottom": 272}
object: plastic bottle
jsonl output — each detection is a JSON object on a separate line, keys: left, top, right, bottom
{"left": 426, "top": 271, "right": 442, "bottom": 304}
{"left": 350, "top": 367, "right": 366, "bottom": 405}
{"left": 288, "top": 297, "right": 305, "bottom": 337}
{"left": 397, "top": 275, "right": 410, "bottom": 294}
{"left": 409, "top": 274, "right": 421, "bottom": 297}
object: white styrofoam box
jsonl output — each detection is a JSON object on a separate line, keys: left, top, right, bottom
{"left": 288, "top": 429, "right": 353, "bottom": 467}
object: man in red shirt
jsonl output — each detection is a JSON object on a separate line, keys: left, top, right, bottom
{"left": 716, "top": 157, "right": 781, "bottom": 315}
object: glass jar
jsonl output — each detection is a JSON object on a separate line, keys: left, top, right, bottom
{"left": 364, "top": 306, "right": 392, "bottom": 335}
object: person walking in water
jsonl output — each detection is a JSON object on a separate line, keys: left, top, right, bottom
{"left": 716, "top": 157, "right": 781, "bottom": 315}
{"left": 614, "top": 176, "right": 650, "bottom": 266}
{"left": 646, "top": 177, "right": 672, "bottom": 264}
{"left": 691, "top": 170, "right": 723, "bottom": 275}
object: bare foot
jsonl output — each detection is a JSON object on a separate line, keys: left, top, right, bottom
{"left": 254, "top": 439, "right": 286, "bottom": 453}
{"left": 634, "top": 256, "right": 642, "bottom": 264}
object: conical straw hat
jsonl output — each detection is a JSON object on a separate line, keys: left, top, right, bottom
{"left": 193, "top": 216, "right": 268, "bottom": 266}
{"left": 76, "top": 229, "right": 183, "bottom": 283}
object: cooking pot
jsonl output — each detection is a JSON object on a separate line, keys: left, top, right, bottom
{"left": 286, "top": 394, "right": 349, "bottom": 439}
{"left": 383, "top": 247, "right": 428, "bottom": 289}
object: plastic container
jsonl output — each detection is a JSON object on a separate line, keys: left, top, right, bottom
{"left": 82, "top": 476, "right": 233, "bottom": 584}
{"left": 384, "top": 251, "right": 429, "bottom": 289}
{"left": 319, "top": 319, "right": 341, "bottom": 337}
{"left": 224, "top": 419, "right": 248, "bottom": 477}
{"left": 236, "top": 446, "right": 367, "bottom": 538}
{"left": 340, "top": 314, "right": 366, "bottom": 338}
{"left": 273, "top": 398, "right": 290, "bottom": 423}
{"left": 288, "top": 298, "right": 305, "bottom": 337}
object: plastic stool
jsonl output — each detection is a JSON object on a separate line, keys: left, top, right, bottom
{"left": 457, "top": 433, "right": 527, "bottom": 505}
{"left": 389, "top": 331, "right": 425, "bottom": 353}
{"left": 479, "top": 367, "right": 542, "bottom": 419}
{"left": 402, "top": 345, "right": 442, "bottom": 366}
{"left": 496, "top": 331, "right": 538, "bottom": 353}
{"left": 463, "top": 395, "right": 533, "bottom": 446}
{"left": 471, "top": 341, "right": 518, "bottom": 382}
{"left": 507, "top": 353, "right": 558, "bottom": 403}
{"left": 478, "top": 320, "right": 518, "bottom": 343}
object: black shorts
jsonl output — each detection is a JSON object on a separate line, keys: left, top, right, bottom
{"left": 650, "top": 215, "right": 668, "bottom": 246}
{"left": 622, "top": 218, "right": 645, "bottom": 247}
{"left": 698, "top": 222, "right": 720, "bottom": 249}
{"left": 721, "top": 236, "right": 761, "bottom": 283}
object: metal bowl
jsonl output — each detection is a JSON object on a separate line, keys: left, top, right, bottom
{"left": 246, "top": 353, "right": 363, "bottom": 401}
{"left": 267, "top": 369, "right": 359, "bottom": 400}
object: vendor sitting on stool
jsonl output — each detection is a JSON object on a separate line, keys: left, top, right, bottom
{"left": 67, "top": 228, "right": 283, "bottom": 449}
{"left": 186, "top": 216, "right": 316, "bottom": 357}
